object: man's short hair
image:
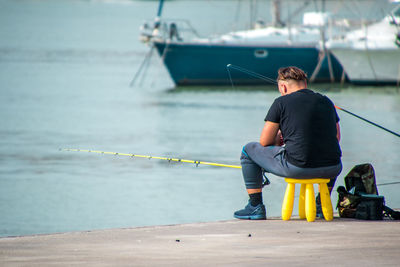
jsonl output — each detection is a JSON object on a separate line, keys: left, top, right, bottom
{"left": 277, "top": 66, "right": 308, "bottom": 83}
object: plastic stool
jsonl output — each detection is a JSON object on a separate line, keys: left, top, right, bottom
{"left": 282, "top": 178, "right": 333, "bottom": 222}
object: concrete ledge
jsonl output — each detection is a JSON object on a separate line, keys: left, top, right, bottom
{"left": 1, "top": 217, "right": 400, "bottom": 266}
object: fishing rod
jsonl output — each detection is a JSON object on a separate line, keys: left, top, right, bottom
{"left": 61, "top": 148, "right": 241, "bottom": 169}
{"left": 61, "top": 148, "right": 271, "bottom": 186}
{"left": 226, "top": 64, "right": 400, "bottom": 139}
{"left": 334, "top": 106, "right": 400, "bottom": 138}
{"left": 63, "top": 149, "right": 400, "bottom": 187}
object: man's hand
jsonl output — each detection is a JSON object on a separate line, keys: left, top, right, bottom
{"left": 260, "top": 121, "right": 280, "bottom": 146}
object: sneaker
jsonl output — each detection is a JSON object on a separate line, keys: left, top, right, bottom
{"left": 234, "top": 202, "right": 266, "bottom": 220}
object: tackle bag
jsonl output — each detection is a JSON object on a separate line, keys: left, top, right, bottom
{"left": 336, "top": 163, "right": 400, "bottom": 220}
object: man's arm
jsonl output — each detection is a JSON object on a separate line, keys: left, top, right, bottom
{"left": 336, "top": 122, "right": 341, "bottom": 142}
{"left": 260, "top": 121, "right": 280, "bottom": 147}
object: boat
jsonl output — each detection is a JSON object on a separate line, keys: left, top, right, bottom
{"left": 327, "top": 5, "right": 400, "bottom": 85}
{"left": 139, "top": 0, "right": 345, "bottom": 86}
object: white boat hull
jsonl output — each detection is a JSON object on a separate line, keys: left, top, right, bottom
{"left": 330, "top": 48, "right": 400, "bottom": 84}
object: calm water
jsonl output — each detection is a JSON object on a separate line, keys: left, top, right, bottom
{"left": 1, "top": 0, "right": 400, "bottom": 237}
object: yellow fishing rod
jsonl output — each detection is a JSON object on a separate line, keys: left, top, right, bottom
{"left": 61, "top": 148, "right": 242, "bottom": 169}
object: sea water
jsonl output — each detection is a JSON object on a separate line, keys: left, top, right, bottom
{"left": 0, "top": 0, "right": 399, "bottom": 237}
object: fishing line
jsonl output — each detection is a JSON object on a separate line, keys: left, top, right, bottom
{"left": 226, "top": 65, "right": 235, "bottom": 89}
{"left": 226, "top": 64, "right": 400, "bottom": 138}
{"left": 377, "top": 181, "right": 400, "bottom": 186}
{"left": 227, "top": 64, "right": 277, "bottom": 84}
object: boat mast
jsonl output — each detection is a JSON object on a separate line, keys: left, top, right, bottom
{"left": 272, "top": 0, "right": 284, "bottom": 27}
{"left": 151, "top": 0, "right": 165, "bottom": 39}
{"left": 310, "top": 0, "right": 335, "bottom": 83}
{"left": 156, "top": 0, "right": 165, "bottom": 18}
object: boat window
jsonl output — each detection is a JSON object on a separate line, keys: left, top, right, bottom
{"left": 254, "top": 49, "right": 268, "bottom": 58}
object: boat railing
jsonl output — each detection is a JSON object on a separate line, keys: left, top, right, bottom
{"left": 324, "top": 16, "right": 386, "bottom": 42}
{"left": 139, "top": 18, "right": 201, "bottom": 43}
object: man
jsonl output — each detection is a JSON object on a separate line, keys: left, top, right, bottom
{"left": 234, "top": 66, "right": 342, "bottom": 220}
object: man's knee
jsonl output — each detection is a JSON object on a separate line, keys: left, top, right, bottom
{"left": 241, "top": 142, "right": 260, "bottom": 163}
{"left": 242, "top": 142, "right": 259, "bottom": 157}
{"left": 241, "top": 146, "right": 249, "bottom": 159}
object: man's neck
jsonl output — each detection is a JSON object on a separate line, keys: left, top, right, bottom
{"left": 287, "top": 86, "right": 306, "bottom": 94}
{"left": 286, "top": 80, "right": 307, "bottom": 94}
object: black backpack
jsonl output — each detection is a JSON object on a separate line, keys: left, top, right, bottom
{"left": 336, "top": 163, "right": 400, "bottom": 220}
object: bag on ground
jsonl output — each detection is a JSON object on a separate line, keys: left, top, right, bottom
{"left": 337, "top": 163, "right": 399, "bottom": 220}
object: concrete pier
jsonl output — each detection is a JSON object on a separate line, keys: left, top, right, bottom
{"left": 1, "top": 217, "right": 399, "bottom": 266}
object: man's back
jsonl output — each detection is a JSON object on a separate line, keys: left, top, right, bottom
{"left": 266, "top": 88, "right": 341, "bottom": 168}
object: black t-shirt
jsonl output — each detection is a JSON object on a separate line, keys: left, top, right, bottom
{"left": 265, "top": 89, "right": 341, "bottom": 168}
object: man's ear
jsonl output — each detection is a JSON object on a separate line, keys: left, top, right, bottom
{"left": 282, "top": 84, "right": 288, "bottom": 95}
{"left": 278, "top": 83, "right": 286, "bottom": 96}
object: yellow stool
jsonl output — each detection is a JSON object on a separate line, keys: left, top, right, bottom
{"left": 282, "top": 178, "right": 333, "bottom": 222}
